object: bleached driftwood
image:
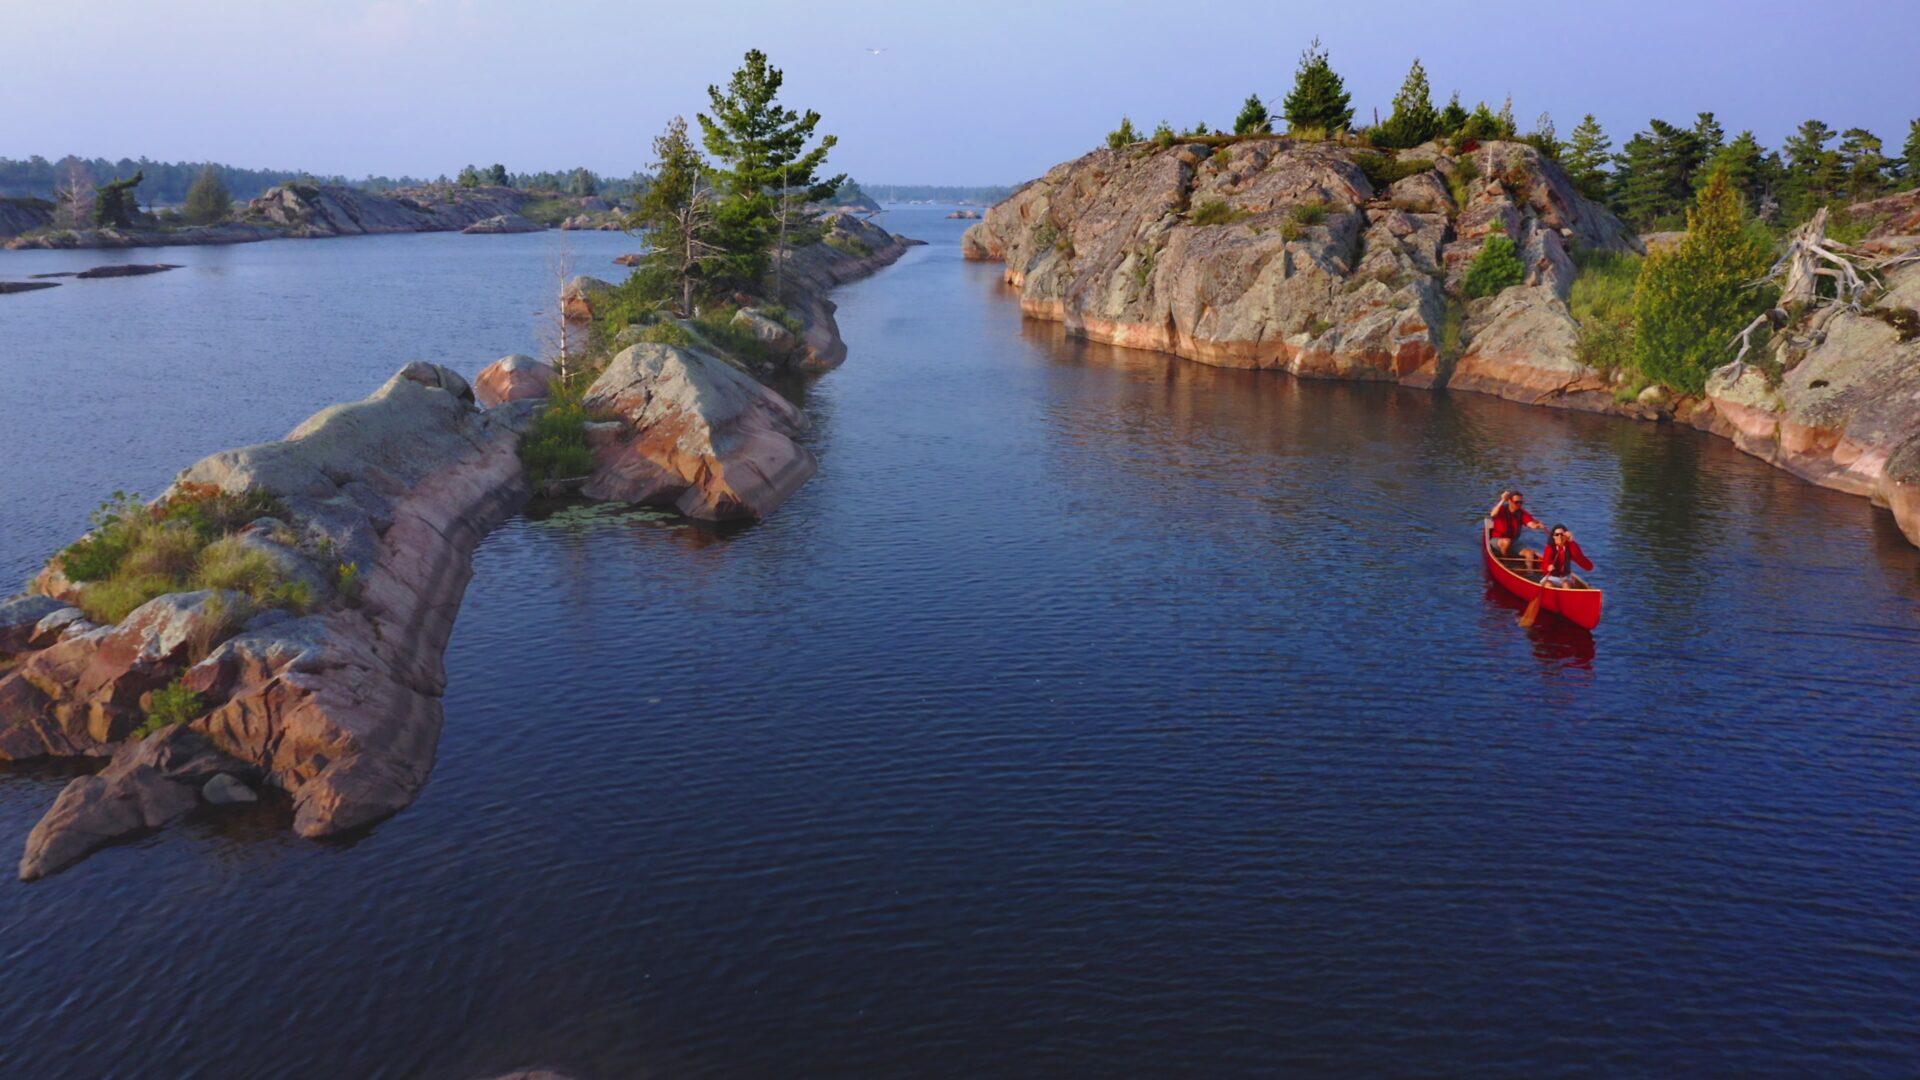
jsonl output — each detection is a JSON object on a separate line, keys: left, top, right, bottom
{"left": 1728, "top": 207, "right": 1920, "bottom": 373}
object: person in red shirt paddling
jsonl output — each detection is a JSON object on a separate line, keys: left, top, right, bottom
{"left": 1488, "top": 489, "right": 1546, "bottom": 567}
{"left": 1539, "top": 524, "right": 1595, "bottom": 588}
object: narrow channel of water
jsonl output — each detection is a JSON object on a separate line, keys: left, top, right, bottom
{"left": 1, "top": 210, "right": 1916, "bottom": 1077}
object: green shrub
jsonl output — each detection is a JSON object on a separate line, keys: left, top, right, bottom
{"left": 635, "top": 319, "right": 694, "bottom": 347}
{"left": 1188, "top": 199, "right": 1251, "bottom": 227}
{"left": 1152, "top": 121, "right": 1177, "bottom": 148}
{"left": 1463, "top": 226, "right": 1526, "bottom": 298}
{"left": 135, "top": 680, "right": 204, "bottom": 739}
{"left": 335, "top": 562, "right": 361, "bottom": 606}
{"left": 520, "top": 383, "right": 597, "bottom": 487}
{"left": 823, "top": 232, "right": 872, "bottom": 258}
{"left": 1631, "top": 167, "right": 1776, "bottom": 394}
{"left": 1354, "top": 153, "right": 1436, "bottom": 190}
{"left": 194, "top": 537, "right": 281, "bottom": 598}
{"left": 1569, "top": 249, "right": 1642, "bottom": 375}
{"left": 1131, "top": 247, "right": 1156, "bottom": 288}
{"left": 79, "top": 573, "right": 177, "bottom": 625}
{"left": 1031, "top": 220, "right": 1060, "bottom": 251}
{"left": 1290, "top": 203, "right": 1329, "bottom": 226}
{"left": 1106, "top": 117, "right": 1139, "bottom": 150}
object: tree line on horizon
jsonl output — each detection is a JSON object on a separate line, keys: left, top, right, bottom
{"left": 1105, "top": 41, "right": 1920, "bottom": 233}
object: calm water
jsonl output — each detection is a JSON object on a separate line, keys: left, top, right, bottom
{"left": 1, "top": 211, "right": 1917, "bottom": 1078}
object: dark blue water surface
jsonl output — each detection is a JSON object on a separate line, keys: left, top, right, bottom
{"left": 2, "top": 210, "right": 1918, "bottom": 1078}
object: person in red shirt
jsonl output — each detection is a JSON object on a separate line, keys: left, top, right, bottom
{"left": 1539, "top": 524, "right": 1595, "bottom": 588}
{"left": 1488, "top": 489, "right": 1546, "bottom": 567}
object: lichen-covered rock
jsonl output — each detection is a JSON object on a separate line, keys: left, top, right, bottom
{"left": 475, "top": 354, "right": 557, "bottom": 408}
{"left": 964, "top": 138, "right": 1634, "bottom": 391}
{"left": 582, "top": 343, "right": 816, "bottom": 520}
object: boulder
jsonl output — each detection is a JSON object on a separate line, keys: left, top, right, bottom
{"left": 202, "top": 773, "right": 259, "bottom": 805}
{"left": 462, "top": 214, "right": 542, "bottom": 235}
{"left": 614, "top": 253, "right": 643, "bottom": 266}
{"left": 0, "top": 595, "right": 67, "bottom": 655}
{"left": 19, "top": 725, "right": 248, "bottom": 880}
{"left": 731, "top": 308, "right": 800, "bottom": 357}
{"left": 475, "top": 354, "right": 558, "bottom": 408}
{"left": 561, "top": 275, "right": 613, "bottom": 321}
{"left": 582, "top": 343, "right": 817, "bottom": 520}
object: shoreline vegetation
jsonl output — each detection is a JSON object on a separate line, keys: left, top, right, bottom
{"left": 0, "top": 50, "right": 918, "bottom": 880}
{"left": 963, "top": 43, "right": 1920, "bottom": 549}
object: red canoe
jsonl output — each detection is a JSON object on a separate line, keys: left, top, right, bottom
{"left": 1482, "top": 522, "right": 1605, "bottom": 630}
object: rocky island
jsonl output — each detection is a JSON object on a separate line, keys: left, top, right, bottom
{"left": 964, "top": 138, "right": 1920, "bottom": 547}
{"left": 0, "top": 207, "right": 918, "bottom": 879}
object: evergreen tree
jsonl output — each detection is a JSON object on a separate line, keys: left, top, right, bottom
{"left": 1631, "top": 165, "right": 1775, "bottom": 394}
{"left": 485, "top": 163, "right": 509, "bottom": 186}
{"left": 1532, "top": 112, "right": 1557, "bottom": 150}
{"left": 630, "top": 116, "right": 719, "bottom": 315}
{"left": 567, "top": 168, "right": 599, "bottom": 197}
{"left": 1106, "top": 116, "right": 1140, "bottom": 149}
{"left": 1703, "top": 130, "right": 1775, "bottom": 210}
{"left": 1495, "top": 95, "right": 1516, "bottom": 139}
{"left": 1838, "top": 128, "right": 1889, "bottom": 200}
{"left": 1281, "top": 38, "right": 1353, "bottom": 134}
{"left": 1374, "top": 59, "right": 1440, "bottom": 149}
{"left": 1233, "top": 94, "right": 1270, "bottom": 136}
{"left": 1563, "top": 115, "right": 1612, "bottom": 200}
{"left": 93, "top": 170, "right": 142, "bottom": 228}
{"left": 698, "top": 49, "right": 843, "bottom": 286}
{"left": 1692, "top": 112, "right": 1726, "bottom": 153}
{"left": 1438, "top": 92, "right": 1468, "bottom": 135}
{"left": 183, "top": 165, "right": 231, "bottom": 225}
{"left": 1455, "top": 102, "right": 1502, "bottom": 145}
{"left": 1901, "top": 118, "right": 1920, "bottom": 187}
{"left": 1464, "top": 224, "right": 1525, "bottom": 298}
{"left": 456, "top": 165, "right": 482, "bottom": 188}
{"left": 1612, "top": 119, "right": 1707, "bottom": 229}
{"left": 1780, "top": 119, "right": 1840, "bottom": 216}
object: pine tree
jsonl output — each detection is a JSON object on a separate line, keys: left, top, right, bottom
{"left": 1281, "top": 38, "right": 1353, "bottom": 135}
{"left": 1455, "top": 102, "right": 1502, "bottom": 145}
{"left": 1532, "top": 112, "right": 1557, "bottom": 151}
{"left": 1107, "top": 116, "right": 1140, "bottom": 149}
{"left": 93, "top": 170, "right": 143, "bottom": 228}
{"left": 1780, "top": 119, "right": 1839, "bottom": 217}
{"left": 1901, "top": 119, "right": 1920, "bottom": 188}
{"left": 1233, "top": 94, "right": 1270, "bottom": 136}
{"left": 1438, "top": 92, "right": 1468, "bottom": 135}
{"left": 485, "top": 163, "right": 509, "bottom": 186}
{"left": 183, "top": 165, "right": 231, "bottom": 225}
{"left": 1374, "top": 59, "right": 1439, "bottom": 149}
{"left": 1495, "top": 95, "right": 1516, "bottom": 139}
{"left": 1563, "top": 115, "right": 1612, "bottom": 200}
{"left": 567, "top": 168, "right": 598, "bottom": 197}
{"left": 456, "top": 165, "right": 482, "bottom": 188}
{"left": 1612, "top": 119, "right": 1707, "bottom": 229}
{"left": 1703, "top": 130, "right": 1774, "bottom": 210}
{"left": 698, "top": 49, "right": 843, "bottom": 287}
{"left": 1692, "top": 112, "right": 1725, "bottom": 153}
{"left": 1631, "top": 165, "right": 1775, "bottom": 394}
{"left": 630, "top": 116, "right": 720, "bottom": 315}
{"left": 1464, "top": 224, "right": 1525, "bottom": 298}
{"left": 1837, "top": 128, "right": 1889, "bottom": 200}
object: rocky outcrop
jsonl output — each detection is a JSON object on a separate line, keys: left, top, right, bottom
{"left": 475, "top": 354, "right": 558, "bottom": 407}
{"left": 2, "top": 363, "right": 534, "bottom": 878}
{"left": 581, "top": 343, "right": 817, "bottom": 520}
{"left": 76, "top": 263, "right": 182, "bottom": 278}
{"left": 1697, "top": 261, "right": 1920, "bottom": 546}
{"left": 463, "top": 214, "right": 543, "bottom": 235}
{"left": 5, "top": 183, "right": 562, "bottom": 249}
{"left": 775, "top": 211, "right": 923, "bottom": 371}
{"left": 964, "top": 138, "right": 1635, "bottom": 401}
{"left": 0, "top": 196, "right": 55, "bottom": 238}
{"left": 562, "top": 276, "right": 614, "bottom": 321}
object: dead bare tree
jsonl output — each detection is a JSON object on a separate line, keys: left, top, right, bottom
{"left": 1728, "top": 207, "right": 1920, "bottom": 375}
{"left": 55, "top": 158, "right": 94, "bottom": 230}
{"left": 665, "top": 175, "right": 722, "bottom": 316}
{"left": 541, "top": 241, "right": 578, "bottom": 383}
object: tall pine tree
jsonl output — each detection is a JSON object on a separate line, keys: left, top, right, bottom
{"left": 1780, "top": 119, "right": 1839, "bottom": 218}
{"left": 1281, "top": 38, "right": 1353, "bottom": 135}
{"left": 698, "top": 49, "right": 844, "bottom": 286}
{"left": 630, "top": 116, "right": 720, "bottom": 315}
{"left": 1563, "top": 115, "right": 1612, "bottom": 200}
{"left": 1901, "top": 119, "right": 1920, "bottom": 188}
{"left": 1613, "top": 119, "right": 1707, "bottom": 229}
{"left": 184, "top": 165, "right": 231, "bottom": 225}
{"left": 1837, "top": 128, "right": 1889, "bottom": 200}
{"left": 1374, "top": 59, "right": 1439, "bottom": 149}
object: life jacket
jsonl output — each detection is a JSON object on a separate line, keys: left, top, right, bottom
{"left": 1491, "top": 503, "right": 1529, "bottom": 539}
{"left": 1542, "top": 540, "right": 1591, "bottom": 577}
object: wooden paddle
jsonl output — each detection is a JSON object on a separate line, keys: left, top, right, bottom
{"left": 1518, "top": 582, "right": 1544, "bottom": 628}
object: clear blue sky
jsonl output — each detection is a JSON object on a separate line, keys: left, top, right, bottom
{"left": 5, "top": 0, "right": 1915, "bottom": 186}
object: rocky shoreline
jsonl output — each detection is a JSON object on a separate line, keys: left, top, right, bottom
{"left": 2, "top": 182, "right": 623, "bottom": 250}
{"left": 963, "top": 139, "right": 1920, "bottom": 547}
{"left": 0, "top": 217, "right": 918, "bottom": 879}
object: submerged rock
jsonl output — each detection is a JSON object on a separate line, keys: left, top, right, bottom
{"left": 582, "top": 343, "right": 816, "bottom": 521}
